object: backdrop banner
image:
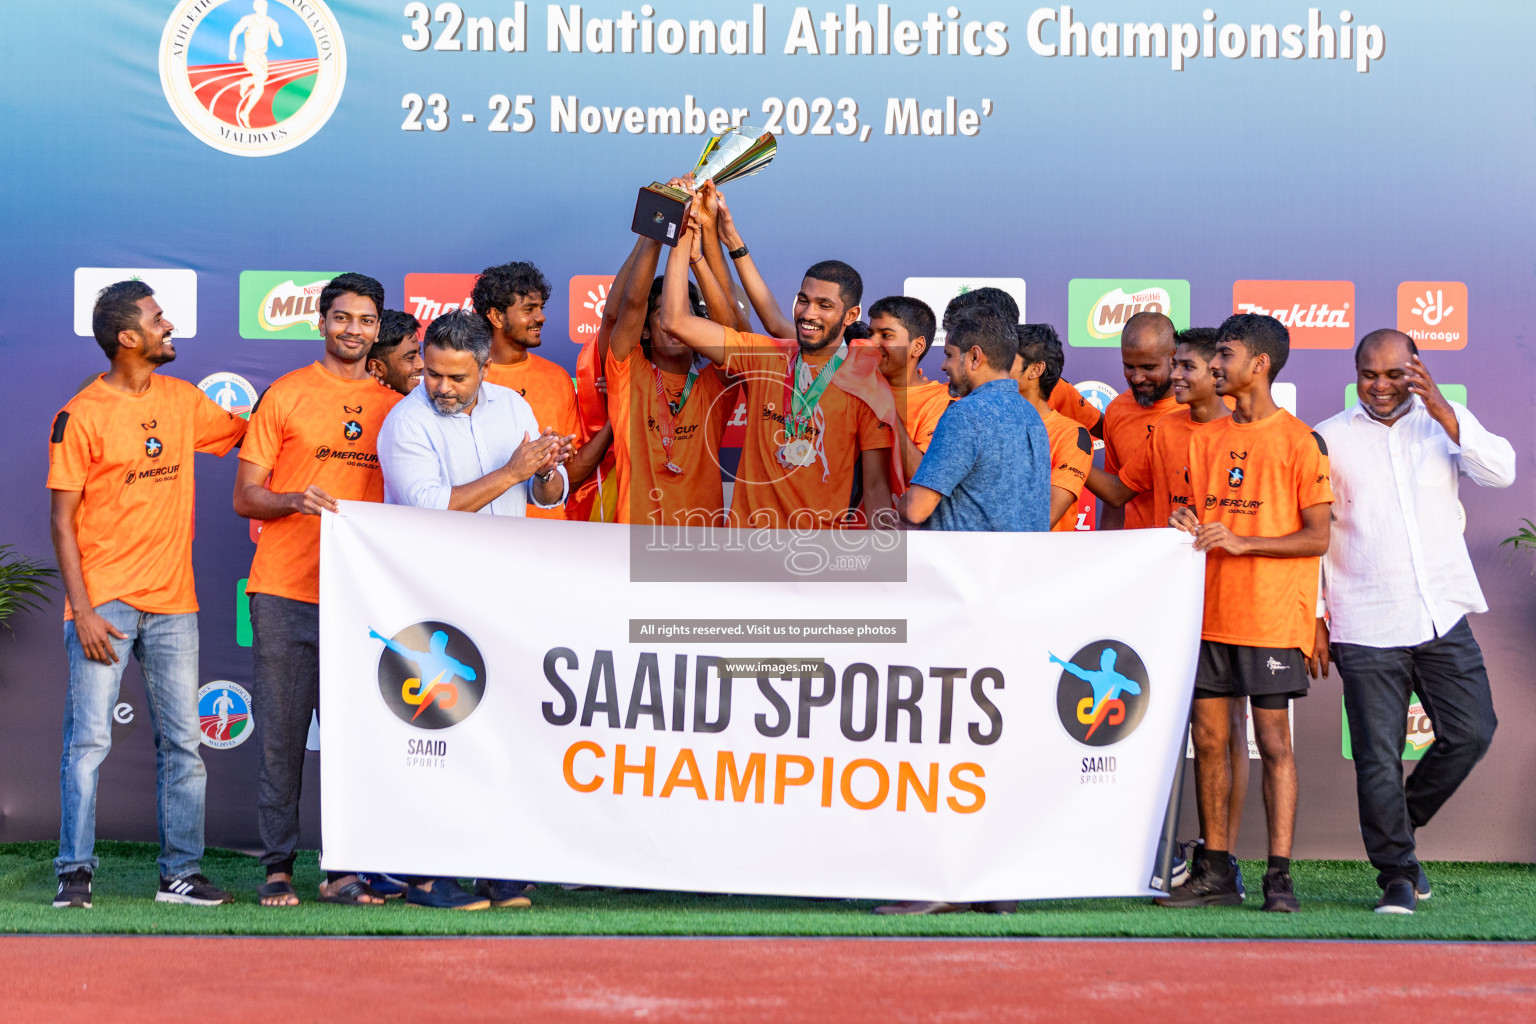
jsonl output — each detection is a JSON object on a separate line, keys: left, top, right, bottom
{"left": 318, "top": 501, "right": 1202, "bottom": 900}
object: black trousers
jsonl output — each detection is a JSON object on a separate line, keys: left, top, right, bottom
{"left": 1333, "top": 617, "right": 1497, "bottom": 888}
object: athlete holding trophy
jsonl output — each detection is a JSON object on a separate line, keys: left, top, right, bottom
{"left": 643, "top": 129, "right": 902, "bottom": 530}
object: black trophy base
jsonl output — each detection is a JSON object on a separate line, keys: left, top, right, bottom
{"left": 632, "top": 183, "right": 689, "bottom": 246}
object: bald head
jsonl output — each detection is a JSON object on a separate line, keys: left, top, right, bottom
{"left": 1355, "top": 328, "right": 1418, "bottom": 368}
{"left": 1120, "top": 312, "right": 1177, "bottom": 407}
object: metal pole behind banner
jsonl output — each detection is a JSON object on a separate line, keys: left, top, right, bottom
{"left": 1151, "top": 716, "right": 1192, "bottom": 893}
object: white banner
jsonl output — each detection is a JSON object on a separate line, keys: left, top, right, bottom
{"left": 319, "top": 502, "right": 1204, "bottom": 902}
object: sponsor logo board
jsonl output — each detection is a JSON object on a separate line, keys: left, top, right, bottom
{"left": 901, "top": 277, "right": 1027, "bottom": 345}
{"left": 1397, "top": 281, "right": 1467, "bottom": 350}
{"left": 74, "top": 268, "right": 198, "bottom": 339}
{"left": 403, "top": 273, "right": 479, "bottom": 334}
{"left": 1068, "top": 279, "right": 1188, "bottom": 347}
{"left": 569, "top": 275, "right": 616, "bottom": 344}
{"left": 1341, "top": 694, "right": 1436, "bottom": 761}
{"left": 159, "top": 0, "right": 347, "bottom": 157}
{"left": 1232, "top": 280, "right": 1354, "bottom": 349}
{"left": 239, "top": 271, "right": 340, "bottom": 339}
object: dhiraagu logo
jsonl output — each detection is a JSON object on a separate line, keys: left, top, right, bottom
{"left": 240, "top": 271, "right": 341, "bottom": 339}
{"left": 1068, "top": 279, "right": 1189, "bottom": 347}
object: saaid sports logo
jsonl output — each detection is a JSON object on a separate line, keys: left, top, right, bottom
{"left": 197, "top": 681, "right": 253, "bottom": 749}
{"left": 343, "top": 419, "right": 362, "bottom": 441}
{"left": 145, "top": 436, "right": 164, "bottom": 458}
{"left": 159, "top": 0, "right": 347, "bottom": 158}
{"left": 370, "top": 622, "right": 487, "bottom": 730}
{"left": 1051, "top": 641, "right": 1150, "bottom": 746}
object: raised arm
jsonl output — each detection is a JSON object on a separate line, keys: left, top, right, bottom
{"left": 608, "top": 236, "right": 662, "bottom": 364}
{"left": 696, "top": 182, "right": 751, "bottom": 331}
{"left": 598, "top": 236, "right": 647, "bottom": 371}
{"left": 689, "top": 226, "right": 739, "bottom": 336}
{"left": 715, "top": 193, "right": 794, "bottom": 339}
{"left": 656, "top": 218, "right": 729, "bottom": 366}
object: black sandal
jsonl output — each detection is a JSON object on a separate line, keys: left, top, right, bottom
{"left": 316, "top": 878, "right": 385, "bottom": 906}
{"left": 257, "top": 879, "right": 298, "bottom": 905}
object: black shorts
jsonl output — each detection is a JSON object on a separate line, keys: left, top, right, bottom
{"left": 1193, "top": 641, "right": 1309, "bottom": 704}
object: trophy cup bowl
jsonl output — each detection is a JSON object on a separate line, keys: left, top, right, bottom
{"left": 632, "top": 127, "right": 777, "bottom": 245}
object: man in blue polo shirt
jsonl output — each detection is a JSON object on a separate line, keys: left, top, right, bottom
{"left": 900, "top": 306, "right": 1050, "bottom": 532}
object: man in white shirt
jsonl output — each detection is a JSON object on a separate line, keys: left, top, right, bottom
{"left": 379, "top": 309, "right": 571, "bottom": 517}
{"left": 1313, "top": 329, "right": 1515, "bottom": 915}
{"left": 377, "top": 308, "right": 573, "bottom": 910}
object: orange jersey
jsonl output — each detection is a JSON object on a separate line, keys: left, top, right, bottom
{"left": 567, "top": 339, "right": 617, "bottom": 522}
{"left": 1117, "top": 408, "right": 1207, "bottom": 529}
{"left": 1043, "top": 408, "right": 1093, "bottom": 532}
{"left": 1050, "top": 380, "right": 1101, "bottom": 431}
{"left": 240, "top": 363, "right": 400, "bottom": 603}
{"left": 1178, "top": 410, "right": 1333, "bottom": 652}
{"left": 722, "top": 330, "right": 893, "bottom": 529}
{"left": 484, "top": 353, "right": 580, "bottom": 521}
{"left": 1102, "top": 392, "right": 1178, "bottom": 529}
{"left": 47, "top": 374, "right": 246, "bottom": 618}
{"left": 607, "top": 347, "right": 728, "bottom": 526}
{"left": 896, "top": 378, "right": 951, "bottom": 453}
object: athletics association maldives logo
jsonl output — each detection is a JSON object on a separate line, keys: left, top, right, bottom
{"left": 159, "top": 0, "right": 347, "bottom": 158}
{"left": 370, "top": 622, "right": 487, "bottom": 730}
{"left": 197, "top": 681, "right": 253, "bottom": 749}
{"left": 198, "top": 373, "right": 259, "bottom": 419}
{"left": 1052, "top": 641, "right": 1150, "bottom": 747}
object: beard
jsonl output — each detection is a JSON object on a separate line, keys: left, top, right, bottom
{"left": 1362, "top": 394, "right": 1413, "bottom": 422}
{"left": 1133, "top": 378, "right": 1172, "bottom": 408}
{"left": 145, "top": 333, "right": 176, "bottom": 365}
{"left": 430, "top": 387, "right": 477, "bottom": 415}
{"left": 947, "top": 365, "right": 973, "bottom": 399}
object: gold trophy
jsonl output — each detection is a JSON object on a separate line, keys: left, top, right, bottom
{"left": 632, "top": 127, "right": 777, "bottom": 245}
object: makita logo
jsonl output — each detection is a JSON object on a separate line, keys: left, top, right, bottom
{"left": 1232, "top": 281, "right": 1355, "bottom": 349}
{"left": 1235, "top": 302, "right": 1351, "bottom": 330}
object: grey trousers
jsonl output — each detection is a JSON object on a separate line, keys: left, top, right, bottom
{"left": 250, "top": 593, "right": 318, "bottom": 876}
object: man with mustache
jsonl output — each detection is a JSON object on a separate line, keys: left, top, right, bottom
{"left": 659, "top": 214, "right": 897, "bottom": 530}
{"left": 1313, "top": 330, "right": 1513, "bottom": 914}
{"left": 49, "top": 281, "right": 246, "bottom": 909}
{"left": 235, "top": 273, "right": 401, "bottom": 909}
{"left": 1100, "top": 311, "right": 1178, "bottom": 530}
{"left": 376, "top": 308, "right": 571, "bottom": 910}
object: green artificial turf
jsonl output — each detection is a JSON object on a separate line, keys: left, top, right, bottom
{"left": 3, "top": 841, "right": 1534, "bottom": 939}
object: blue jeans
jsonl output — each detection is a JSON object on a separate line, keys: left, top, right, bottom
{"left": 57, "top": 600, "right": 207, "bottom": 880}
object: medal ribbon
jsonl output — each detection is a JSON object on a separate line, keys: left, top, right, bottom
{"left": 781, "top": 346, "right": 847, "bottom": 441}
{"left": 652, "top": 360, "right": 701, "bottom": 473}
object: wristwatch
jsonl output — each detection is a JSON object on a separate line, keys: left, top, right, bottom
{"left": 728, "top": 245, "right": 749, "bottom": 260}
{"left": 535, "top": 469, "right": 555, "bottom": 484}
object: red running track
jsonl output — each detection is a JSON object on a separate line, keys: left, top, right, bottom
{"left": 4, "top": 937, "right": 1535, "bottom": 1022}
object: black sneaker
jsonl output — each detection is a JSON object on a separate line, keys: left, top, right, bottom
{"left": 1261, "top": 870, "right": 1300, "bottom": 913}
{"left": 156, "top": 873, "right": 234, "bottom": 906}
{"left": 1375, "top": 878, "right": 1417, "bottom": 915}
{"left": 474, "top": 878, "right": 532, "bottom": 908}
{"left": 53, "top": 868, "right": 92, "bottom": 909}
{"left": 1233, "top": 857, "right": 1246, "bottom": 897}
{"left": 1156, "top": 861, "right": 1243, "bottom": 908}
{"left": 1416, "top": 865, "right": 1432, "bottom": 901}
